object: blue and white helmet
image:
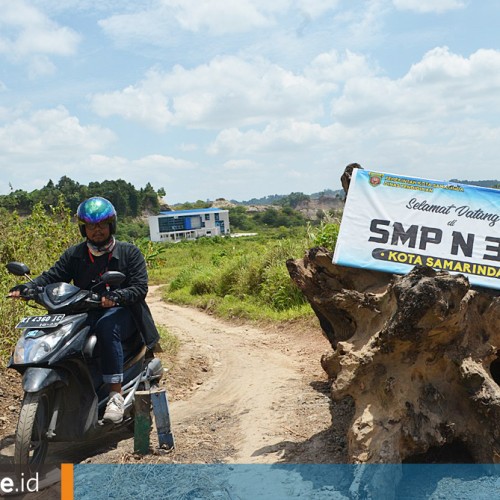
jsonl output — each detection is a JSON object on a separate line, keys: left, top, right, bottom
{"left": 76, "top": 197, "right": 117, "bottom": 237}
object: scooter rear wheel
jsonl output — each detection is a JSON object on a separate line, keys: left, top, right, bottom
{"left": 14, "top": 388, "right": 52, "bottom": 476}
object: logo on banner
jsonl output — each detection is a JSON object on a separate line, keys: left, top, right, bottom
{"left": 369, "top": 172, "right": 383, "bottom": 187}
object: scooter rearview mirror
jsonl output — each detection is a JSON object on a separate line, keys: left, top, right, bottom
{"left": 6, "top": 262, "right": 31, "bottom": 277}
{"left": 100, "top": 270, "right": 126, "bottom": 287}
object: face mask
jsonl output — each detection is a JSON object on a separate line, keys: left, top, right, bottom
{"left": 87, "top": 236, "right": 116, "bottom": 256}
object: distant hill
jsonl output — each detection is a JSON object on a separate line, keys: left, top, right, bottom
{"left": 232, "top": 188, "right": 344, "bottom": 206}
{"left": 233, "top": 181, "right": 499, "bottom": 206}
{"left": 232, "top": 194, "right": 285, "bottom": 206}
{"left": 449, "top": 179, "right": 500, "bottom": 188}
{"left": 310, "top": 188, "right": 344, "bottom": 200}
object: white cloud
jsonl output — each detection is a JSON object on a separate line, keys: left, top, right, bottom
{"left": 90, "top": 56, "right": 328, "bottom": 130}
{"left": 91, "top": 69, "right": 173, "bottom": 131}
{"left": 98, "top": 1, "right": 271, "bottom": 43}
{"left": 0, "top": 106, "right": 116, "bottom": 193}
{"left": 87, "top": 153, "right": 194, "bottom": 175}
{"left": 0, "top": 106, "right": 115, "bottom": 157}
{"left": 31, "top": 0, "right": 132, "bottom": 13}
{"left": 0, "top": 102, "right": 32, "bottom": 124}
{"left": 0, "top": 0, "right": 81, "bottom": 76}
{"left": 90, "top": 44, "right": 500, "bottom": 172}
{"left": 2, "top": 0, "right": 499, "bottom": 205}
{"left": 163, "top": 0, "right": 272, "bottom": 34}
{"left": 404, "top": 47, "right": 500, "bottom": 85}
{"left": 0, "top": 147, "right": 195, "bottom": 196}
{"left": 360, "top": 119, "right": 500, "bottom": 183}
{"left": 134, "top": 154, "right": 196, "bottom": 170}
{"left": 84, "top": 154, "right": 197, "bottom": 197}
{"left": 98, "top": 0, "right": 341, "bottom": 43}
{"left": 333, "top": 0, "right": 389, "bottom": 50}
{"left": 294, "top": 0, "right": 340, "bottom": 19}
{"left": 305, "top": 49, "right": 375, "bottom": 84}
{"left": 332, "top": 47, "right": 500, "bottom": 124}
{"left": 223, "top": 159, "right": 260, "bottom": 170}
{"left": 98, "top": 8, "right": 177, "bottom": 46}
{"left": 208, "top": 120, "right": 351, "bottom": 155}
{"left": 393, "top": 0, "right": 466, "bottom": 14}
{"left": 88, "top": 153, "right": 196, "bottom": 173}
{"left": 201, "top": 46, "right": 500, "bottom": 185}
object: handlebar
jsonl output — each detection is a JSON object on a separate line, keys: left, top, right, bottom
{"left": 7, "top": 286, "right": 119, "bottom": 310}
{"left": 86, "top": 293, "right": 111, "bottom": 307}
{"left": 5, "top": 264, "right": 125, "bottom": 309}
{"left": 6, "top": 287, "right": 40, "bottom": 300}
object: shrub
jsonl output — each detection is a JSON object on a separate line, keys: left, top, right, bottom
{"left": 133, "top": 238, "right": 168, "bottom": 268}
{"left": 307, "top": 219, "right": 340, "bottom": 250}
{"left": 0, "top": 198, "right": 80, "bottom": 365}
{"left": 169, "top": 267, "right": 197, "bottom": 292}
{"left": 190, "top": 268, "right": 218, "bottom": 295}
{"left": 260, "top": 263, "right": 306, "bottom": 311}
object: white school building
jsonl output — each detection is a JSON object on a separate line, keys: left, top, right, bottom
{"left": 148, "top": 208, "right": 230, "bottom": 242}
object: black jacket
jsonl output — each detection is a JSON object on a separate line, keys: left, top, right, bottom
{"left": 30, "top": 240, "right": 160, "bottom": 350}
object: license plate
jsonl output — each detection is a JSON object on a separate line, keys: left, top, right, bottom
{"left": 16, "top": 314, "right": 66, "bottom": 329}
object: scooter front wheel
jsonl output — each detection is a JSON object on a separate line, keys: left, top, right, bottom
{"left": 14, "top": 388, "right": 52, "bottom": 476}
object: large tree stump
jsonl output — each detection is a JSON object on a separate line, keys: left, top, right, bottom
{"left": 287, "top": 247, "right": 500, "bottom": 466}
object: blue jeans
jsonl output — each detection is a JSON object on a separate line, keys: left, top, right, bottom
{"left": 86, "top": 307, "right": 137, "bottom": 384}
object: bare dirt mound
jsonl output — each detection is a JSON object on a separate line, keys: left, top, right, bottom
{"left": 0, "top": 286, "right": 344, "bottom": 465}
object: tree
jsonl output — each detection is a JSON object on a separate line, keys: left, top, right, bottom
{"left": 56, "top": 176, "right": 84, "bottom": 213}
{"left": 0, "top": 189, "right": 32, "bottom": 213}
{"left": 32, "top": 180, "right": 61, "bottom": 210}
{"left": 176, "top": 200, "right": 212, "bottom": 210}
{"left": 0, "top": 176, "right": 167, "bottom": 221}
{"left": 140, "top": 182, "right": 159, "bottom": 213}
{"left": 228, "top": 206, "right": 255, "bottom": 231}
{"left": 277, "top": 192, "right": 310, "bottom": 209}
{"left": 87, "top": 179, "right": 138, "bottom": 216}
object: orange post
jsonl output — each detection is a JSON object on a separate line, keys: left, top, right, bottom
{"left": 61, "top": 463, "right": 74, "bottom": 500}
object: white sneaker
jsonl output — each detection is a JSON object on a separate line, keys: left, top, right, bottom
{"left": 103, "top": 392, "right": 124, "bottom": 423}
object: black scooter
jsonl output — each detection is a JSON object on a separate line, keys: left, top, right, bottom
{"left": 6, "top": 262, "right": 164, "bottom": 475}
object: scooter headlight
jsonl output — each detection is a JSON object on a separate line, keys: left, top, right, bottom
{"left": 13, "top": 323, "right": 73, "bottom": 364}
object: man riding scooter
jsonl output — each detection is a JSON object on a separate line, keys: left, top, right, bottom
{"left": 9, "top": 196, "right": 160, "bottom": 424}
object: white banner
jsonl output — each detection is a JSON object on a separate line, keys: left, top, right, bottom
{"left": 333, "top": 169, "right": 500, "bottom": 290}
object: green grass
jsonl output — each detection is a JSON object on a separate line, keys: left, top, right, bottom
{"left": 147, "top": 227, "right": 338, "bottom": 324}
{"left": 157, "top": 324, "right": 181, "bottom": 357}
{"left": 164, "top": 287, "right": 315, "bottom": 322}
{"left": 156, "top": 325, "right": 181, "bottom": 368}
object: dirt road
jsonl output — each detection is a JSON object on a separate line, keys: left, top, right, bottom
{"left": 147, "top": 286, "right": 346, "bottom": 464}
{"left": 0, "top": 286, "right": 346, "bottom": 465}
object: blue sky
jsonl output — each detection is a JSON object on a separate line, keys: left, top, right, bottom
{"left": 1, "top": 0, "right": 500, "bottom": 204}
